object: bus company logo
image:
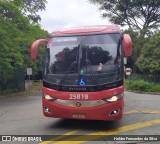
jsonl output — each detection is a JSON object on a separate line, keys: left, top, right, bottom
{"left": 76, "top": 102, "right": 81, "bottom": 107}
{"left": 2, "top": 136, "right": 11, "bottom": 141}
{"left": 69, "top": 87, "right": 86, "bottom": 91}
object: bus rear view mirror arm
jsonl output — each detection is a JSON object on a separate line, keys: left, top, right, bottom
{"left": 31, "top": 39, "right": 48, "bottom": 60}
{"left": 123, "top": 34, "right": 132, "bottom": 57}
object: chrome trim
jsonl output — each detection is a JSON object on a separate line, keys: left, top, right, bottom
{"left": 54, "top": 99, "right": 106, "bottom": 107}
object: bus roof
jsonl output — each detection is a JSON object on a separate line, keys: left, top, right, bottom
{"left": 51, "top": 25, "right": 121, "bottom": 36}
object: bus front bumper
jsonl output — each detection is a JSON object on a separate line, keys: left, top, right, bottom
{"left": 42, "top": 98, "right": 124, "bottom": 121}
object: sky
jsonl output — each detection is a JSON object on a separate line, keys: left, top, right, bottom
{"left": 38, "top": 0, "right": 111, "bottom": 33}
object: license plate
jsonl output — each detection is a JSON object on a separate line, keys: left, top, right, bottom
{"left": 72, "top": 114, "right": 86, "bottom": 119}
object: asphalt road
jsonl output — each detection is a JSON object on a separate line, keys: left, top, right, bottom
{"left": 0, "top": 90, "right": 160, "bottom": 144}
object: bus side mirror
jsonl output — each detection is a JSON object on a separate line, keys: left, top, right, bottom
{"left": 30, "top": 39, "right": 48, "bottom": 60}
{"left": 123, "top": 34, "right": 132, "bottom": 57}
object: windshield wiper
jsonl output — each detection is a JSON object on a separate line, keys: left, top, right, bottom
{"left": 57, "top": 61, "right": 77, "bottom": 90}
{"left": 57, "top": 45, "right": 80, "bottom": 90}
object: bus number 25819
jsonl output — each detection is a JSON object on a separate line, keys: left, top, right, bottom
{"left": 69, "top": 94, "right": 88, "bottom": 100}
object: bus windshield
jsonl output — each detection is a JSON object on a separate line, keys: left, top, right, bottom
{"left": 43, "top": 33, "right": 123, "bottom": 89}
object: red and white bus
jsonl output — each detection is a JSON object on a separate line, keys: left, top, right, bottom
{"left": 31, "top": 25, "right": 132, "bottom": 120}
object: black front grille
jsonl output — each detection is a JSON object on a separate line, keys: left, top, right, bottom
{"left": 43, "top": 79, "right": 123, "bottom": 92}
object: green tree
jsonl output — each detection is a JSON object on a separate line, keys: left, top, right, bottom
{"left": 136, "top": 31, "right": 160, "bottom": 74}
{"left": 0, "top": 1, "right": 48, "bottom": 89}
{"left": 0, "top": 1, "right": 27, "bottom": 88}
{"left": 89, "top": 0, "right": 160, "bottom": 36}
{"left": 2, "top": 0, "right": 47, "bottom": 23}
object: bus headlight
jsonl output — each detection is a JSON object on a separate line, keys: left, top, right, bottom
{"left": 43, "top": 94, "right": 57, "bottom": 101}
{"left": 102, "top": 93, "right": 124, "bottom": 103}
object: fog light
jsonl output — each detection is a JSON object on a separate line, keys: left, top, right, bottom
{"left": 44, "top": 106, "right": 52, "bottom": 113}
{"left": 110, "top": 109, "right": 119, "bottom": 116}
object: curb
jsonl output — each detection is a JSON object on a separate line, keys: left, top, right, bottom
{"left": 0, "top": 89, "right": 41, "bottom": 99}
{"left": 0, "top": 91, "right": 30, "bottom": 99}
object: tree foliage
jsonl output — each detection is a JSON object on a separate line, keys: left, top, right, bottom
{"left": 89, "top": 0, "right": 160, "bottom": 36}
{"left": 0, "top": 2, "right": 27, "bottom": 82}
{"left": 2, "top": 0, "right": 47, "bottom": 23}
{"left": 136, "top": 31, "right": 160, "bottom": 74}
{"left": 0, "top": 1, "right": 48, "bottom": 89}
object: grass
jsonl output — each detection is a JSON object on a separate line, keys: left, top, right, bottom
{"left": 125, "top": 79, "right": 160, "bottom": 92}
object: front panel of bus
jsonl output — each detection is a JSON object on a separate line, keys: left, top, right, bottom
{"left": 42, "top": 33, "right": 124, "bottom": 120}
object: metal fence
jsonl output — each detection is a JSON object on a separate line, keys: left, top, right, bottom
{"left": 0, "top": 69, "right": 25, "bottom": 94}
{"left": 127, "top": 73, "right": 160, "bottom": 83}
